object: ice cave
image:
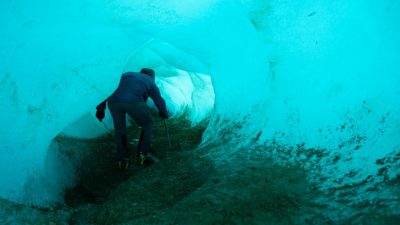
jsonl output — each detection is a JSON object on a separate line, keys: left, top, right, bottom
{"left": 0, "top": 0, "right": 399, "bottom": 224}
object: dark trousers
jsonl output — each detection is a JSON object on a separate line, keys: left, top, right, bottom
{"left": 108, "top": 102, "right": 153, "bottom": 160}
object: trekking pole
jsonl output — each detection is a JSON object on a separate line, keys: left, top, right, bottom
{"left": 163, "top": 119, "right": 172, "bottom": 149}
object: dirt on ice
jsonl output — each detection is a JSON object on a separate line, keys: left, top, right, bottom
{"left": 60, "top": 117, "right": 323, "bottom": 225}
{"left": 1, "top": 116, "right": 399, "bottom": 225}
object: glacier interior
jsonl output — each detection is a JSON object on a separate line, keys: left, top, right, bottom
{"left": 0, "top": 0, "right": 399, "bottom": 224}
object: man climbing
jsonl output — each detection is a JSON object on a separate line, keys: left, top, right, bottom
{"left": 95, "top": 68, "right": 168, "bottom": 170}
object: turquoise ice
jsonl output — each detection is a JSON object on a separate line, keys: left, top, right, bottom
{"left": 0, "top": 0, "right": 399, "bottom": 218}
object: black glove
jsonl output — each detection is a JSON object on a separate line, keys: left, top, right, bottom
{"left": 95, "top": 99, "right": 108, "bottom": 122}
{"left": 96, "top": 109, "right": 105, "bottom": 122}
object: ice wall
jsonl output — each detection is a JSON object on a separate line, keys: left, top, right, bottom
{"left": 0, "top": 0, "right": 399, "bottom": 209}
{"left": 0, "top": 0, "right": 266, "bottom": 205}
{"left": 247, "top": 0, "right": 400, "bottom": 148}
{"left": 240, "top": 0, "right": 400, "bottom": 213}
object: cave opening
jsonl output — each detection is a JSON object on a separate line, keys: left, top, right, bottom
{"left": 42, "top": 40, "right": 217, "bottom": 222}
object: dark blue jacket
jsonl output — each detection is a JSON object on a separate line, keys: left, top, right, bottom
{"left": 97, "top": 72, "right": 168, "bottom": 117}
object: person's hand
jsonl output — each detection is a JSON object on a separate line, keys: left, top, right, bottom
{"left": 96, "top": 109, "right": 105, "bottom": 122}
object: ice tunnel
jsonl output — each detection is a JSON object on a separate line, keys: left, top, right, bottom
{"left": 0, "top": 0, "right": 400, "bottom": 224}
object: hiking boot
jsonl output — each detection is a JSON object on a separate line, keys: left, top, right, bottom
{"left": 118, "top": 161, "right": 122, "bottom": 170}
{"left": 118, "top": 158, "right": 130, "bottom": 171}
{"left": 137, "top": 153, "right": 146, "bottom": 167}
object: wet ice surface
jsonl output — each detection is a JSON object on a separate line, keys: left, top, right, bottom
{"left": 1, "top": 117, "right": 399, "bottom": 225}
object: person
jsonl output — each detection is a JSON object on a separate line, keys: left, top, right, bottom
{"left": 95, "top": 68, "right": 168, "bottom": 170}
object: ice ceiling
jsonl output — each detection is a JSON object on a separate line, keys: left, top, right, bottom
{"left": 0, "top": 0, "right": 399, "bottom": 207}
